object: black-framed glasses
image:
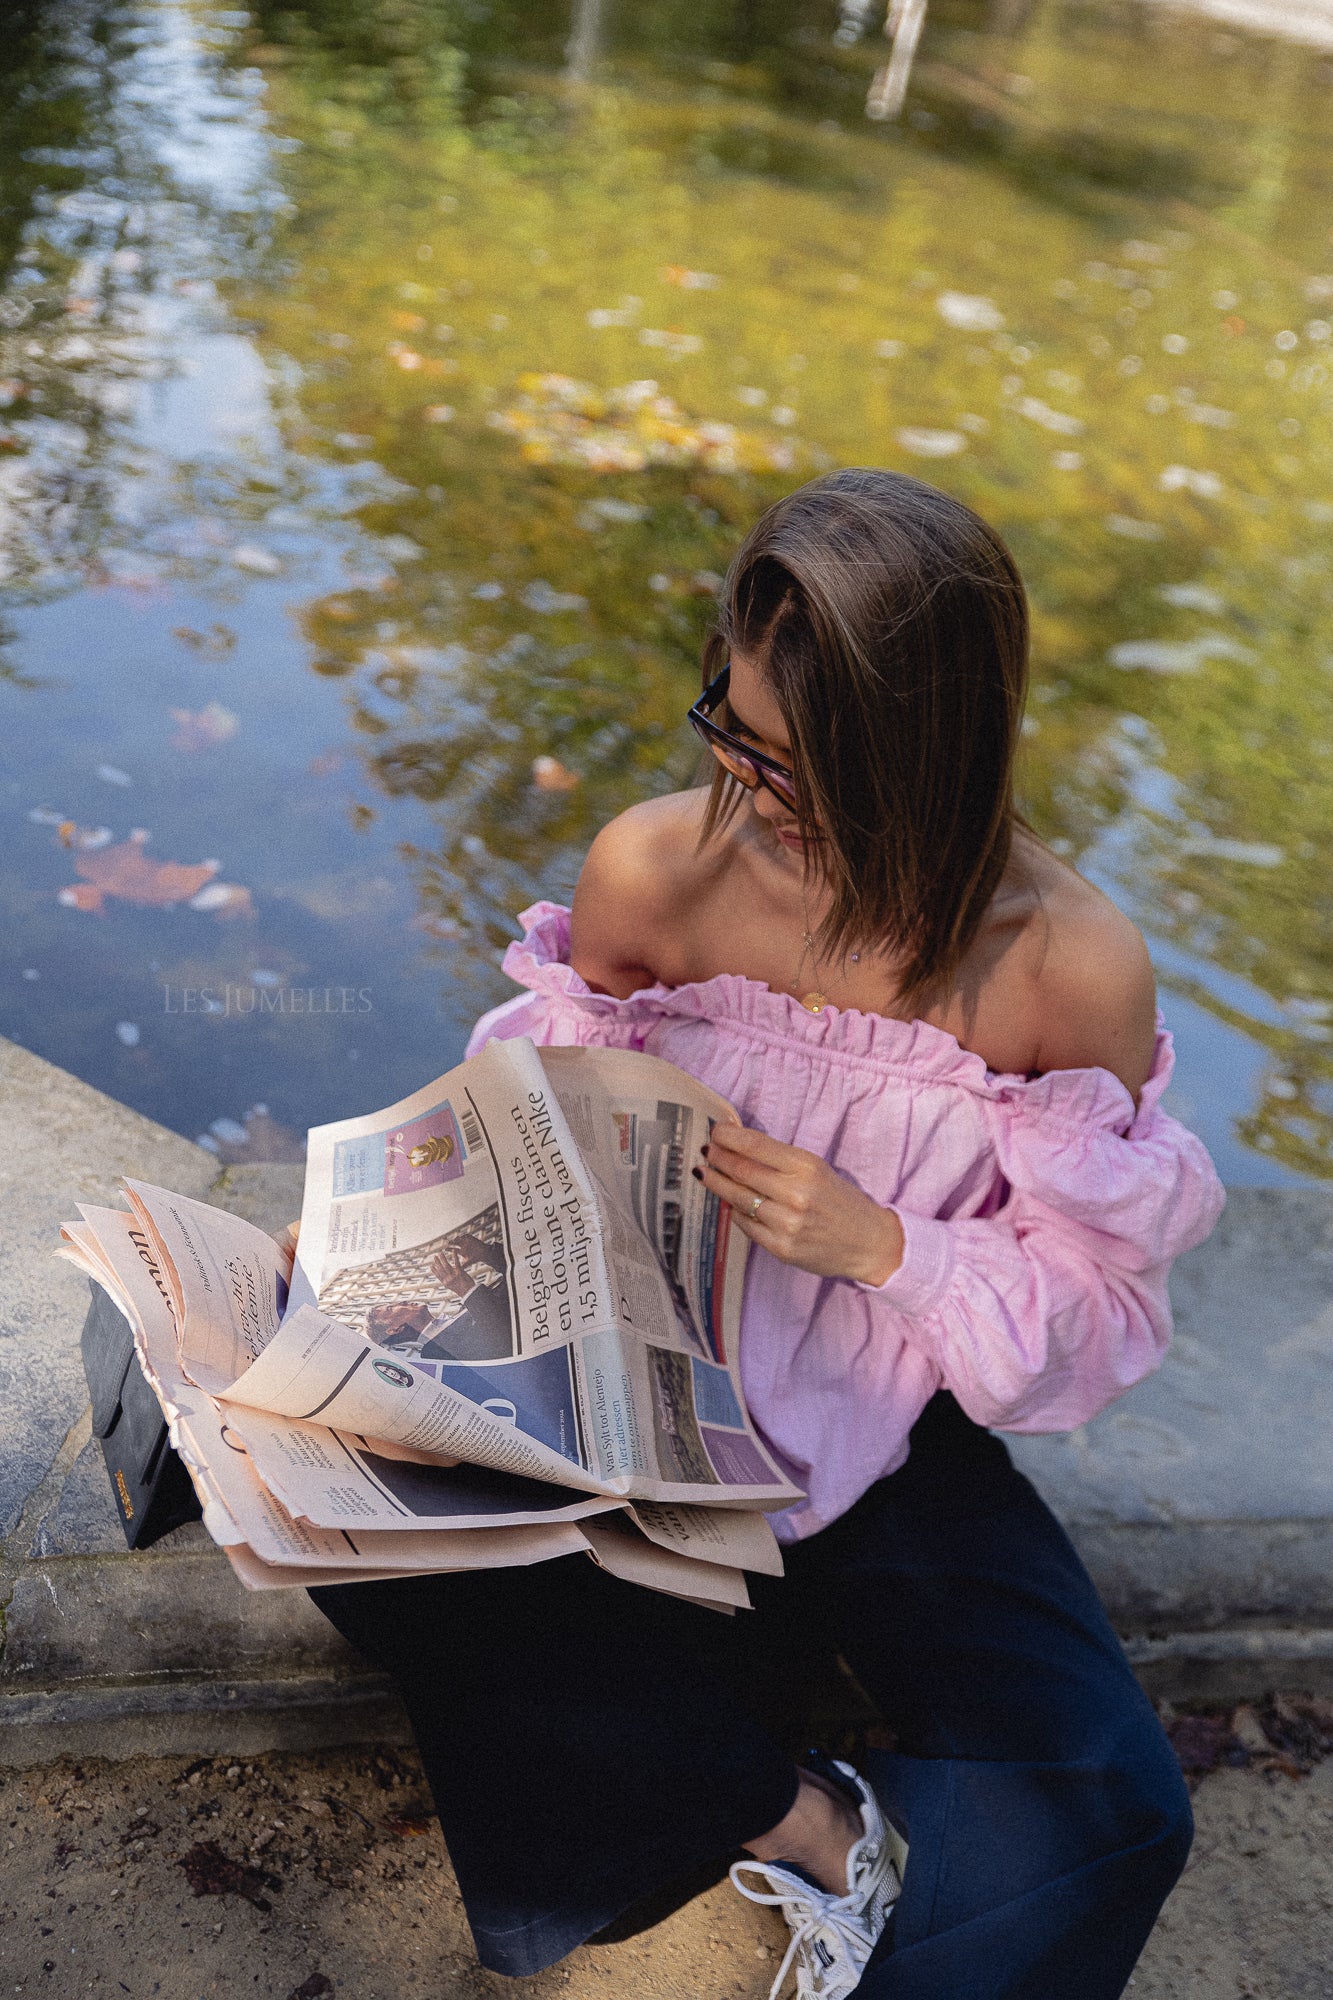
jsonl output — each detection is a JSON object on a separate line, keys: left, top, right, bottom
{"left": 687, "top": 666, "right": 799, "bottom": 810}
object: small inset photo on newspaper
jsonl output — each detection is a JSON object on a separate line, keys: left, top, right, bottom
{"left": 318, "top": 1203, "right": 515, "bottom": 1363}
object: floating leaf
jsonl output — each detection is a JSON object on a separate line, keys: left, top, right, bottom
{"left": 97, "top": 764, "right": 133, "bottom": 786}
{"left": 660, "top": 267, "right": 720, "bottom": 290}
{"left": 170, "top": 702, "right": 239, "bottom": 752}
{"left": 490, "top": 373, "right": 804, "bottom": 475}
{"left": 172, "top": 623, "right": 236, "bottom": 655}
{"left": 115, "top": 1021, "right": 140, "bottom": 1046}
{"left": 58, "top": 833, "right": 218, "bottom": 913}
{"left": 532, "top": 755, "right": 580, "bottom": 792}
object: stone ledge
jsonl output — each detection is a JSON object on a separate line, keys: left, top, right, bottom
{"left": 0, "top": 1671, "right": 413, "bottom": 1769}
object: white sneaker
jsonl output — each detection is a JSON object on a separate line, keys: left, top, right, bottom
{"left": 729, "top": 1762, "right": 906, "bottom": 2000}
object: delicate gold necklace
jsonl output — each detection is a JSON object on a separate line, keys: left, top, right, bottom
{"left": 795, "top": 899, "right": 860, "bottom": 1015}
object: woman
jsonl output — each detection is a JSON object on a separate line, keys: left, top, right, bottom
{"left": 313, "top": 469, "right": 1224, "bottom": 1999}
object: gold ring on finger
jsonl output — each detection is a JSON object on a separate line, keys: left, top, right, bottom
{"left": 748, "top": 1194, "right": 763, "bottom": 1220}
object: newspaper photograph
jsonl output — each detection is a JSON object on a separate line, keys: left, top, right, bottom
{"left": 280, "top": 1035, "right": 799, "bottom": 1509}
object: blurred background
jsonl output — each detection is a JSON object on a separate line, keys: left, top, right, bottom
{"left": 0, "top": 0, "right": 1330, "bottom": 1182}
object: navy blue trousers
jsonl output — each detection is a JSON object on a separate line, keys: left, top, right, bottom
{"left": 310, "top": 1395, "right": 1191, "bottom": 1995}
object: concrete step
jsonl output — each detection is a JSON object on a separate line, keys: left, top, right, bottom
{"left": 1, "top": 1034, "right": 1330, "bottom": 1763}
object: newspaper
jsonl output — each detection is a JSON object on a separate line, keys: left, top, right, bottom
{"left": 59, "top": 1037, "right": 800, "bottom": 1608}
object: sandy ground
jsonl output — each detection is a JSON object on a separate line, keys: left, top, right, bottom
{"left": 1, "top": 1723, "right": 1330, "bottom": 2000}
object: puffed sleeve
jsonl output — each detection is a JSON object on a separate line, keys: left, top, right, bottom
{"left": 857, "top": 1029, "right": 1225, "bottom": 1432}
{"left": 465, "top": 901, "right": 658, "bottom": 1059}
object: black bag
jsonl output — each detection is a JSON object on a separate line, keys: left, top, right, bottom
{"left": 81, "top": 1280, "right": 202, "bottom": 1551}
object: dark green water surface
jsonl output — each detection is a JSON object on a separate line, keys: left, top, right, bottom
{"left": 2, "top": 0, "right": 1331, "bottom": 1179}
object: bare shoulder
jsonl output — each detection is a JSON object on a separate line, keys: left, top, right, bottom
{"left": 1023, "top": 846, "right": 1158, "bottom": 1100}
{"left": 569, "top": 791, "right": 714, "bottom": 997}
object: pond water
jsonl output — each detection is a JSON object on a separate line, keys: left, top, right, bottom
{"left": 2, "top": 0, "right": 1331, "bottom": 1180}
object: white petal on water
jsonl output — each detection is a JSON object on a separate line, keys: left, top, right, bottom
{"left": 1159, "top": 582, "right": 1226, "bottom": 614}
{"left": 96, "top": 764, "right": 132, "bottom": 785}
{"left": 936, "top": 292, "right": 1004, "bottom": 332}
{"left": 1178, "top": 836, "right": 1285, "bottom": 868}
{"left": 232, "top": 544, "right": 283, "bottom": 575}
{"left": 520, "top": 581, "right": 587, "bottom": 613}
{"left": 1159, "top": 465, "right": 1224, "bottom": 498}
{"left": 1108, "top": 634, "right": 1254, "bottom": 674}
{"left": 188, "top": 882, "right": 239, "bottom": 911}
{"left": 590, "top": 497, "right": 648, "bottom": 523}
{"left": 249, "top": 968, "right": 282, "bottom": 987}
{"left": 1104, "top": 515, "right": 1164, "bottom": 541}
{"left": 1184, "top": 403, "right": 1234, "bottom": 429}
{"left": 1015, "top": 396, "right": 1084, "bottom": 436}
{"left": 895, "top": 427, "right": 967, "bottom": 458}
{"left": 210, "top": 1117, "right": 249, "bottom": 1145}
{"left": 115, "top": 1021, "right": 140, "bottom": 1046}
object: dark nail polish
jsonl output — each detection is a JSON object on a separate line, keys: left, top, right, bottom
{"left": 691, "top": 1167, "right": 703, "bottom": 1182}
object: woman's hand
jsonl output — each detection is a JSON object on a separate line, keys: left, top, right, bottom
{"left": 697, "top": 1124, "right": 904, "bottom": 1287}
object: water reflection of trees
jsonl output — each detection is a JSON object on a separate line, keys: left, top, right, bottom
{"left": 233, "top": 0, "right": 1333, "bottom": 1174}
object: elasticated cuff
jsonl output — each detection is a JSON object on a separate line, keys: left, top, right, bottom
{"left": 854, "top": 1209, "right": 957, "bottom": 1318}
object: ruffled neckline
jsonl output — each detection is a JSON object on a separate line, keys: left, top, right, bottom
{"left": 504, "top": 901, "right": 1174, "bottom": 1135}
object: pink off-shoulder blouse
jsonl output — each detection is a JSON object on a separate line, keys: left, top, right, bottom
{"left": 467, "top": 903, "right": 1225, "bottom": 1543}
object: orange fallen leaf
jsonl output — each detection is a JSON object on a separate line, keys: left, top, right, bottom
{"left": 531, "top": 755, "right": 580, "bottom": 793}
{"left": 58, "top": 833, "right": 219, "bottom": 914}
{"left": 391, "top": 311, "right": 426, "bottom": 332}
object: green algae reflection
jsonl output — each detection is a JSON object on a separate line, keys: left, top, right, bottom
{"left": 228, "top": 0, "right": 1332, "bottom": 1176}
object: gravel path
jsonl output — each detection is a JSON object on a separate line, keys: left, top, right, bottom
{"left": 1, "top": 1719, "right": 1329, "bottom": 1999}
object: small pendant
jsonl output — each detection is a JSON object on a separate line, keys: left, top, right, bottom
{"left": 800, "top": 991, "right": 828, "bottom": 1014}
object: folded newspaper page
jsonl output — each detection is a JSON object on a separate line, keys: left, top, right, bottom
{"left": 59, "top": 1037, "right": 799, "bottom": 1606}
{"left": 254, "top": 1035, "right": 798, "bottom": 1509}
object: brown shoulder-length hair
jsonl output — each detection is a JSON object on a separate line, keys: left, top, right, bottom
{"left": 700, "top": 467, "right": 1029, "bottom": 1007}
